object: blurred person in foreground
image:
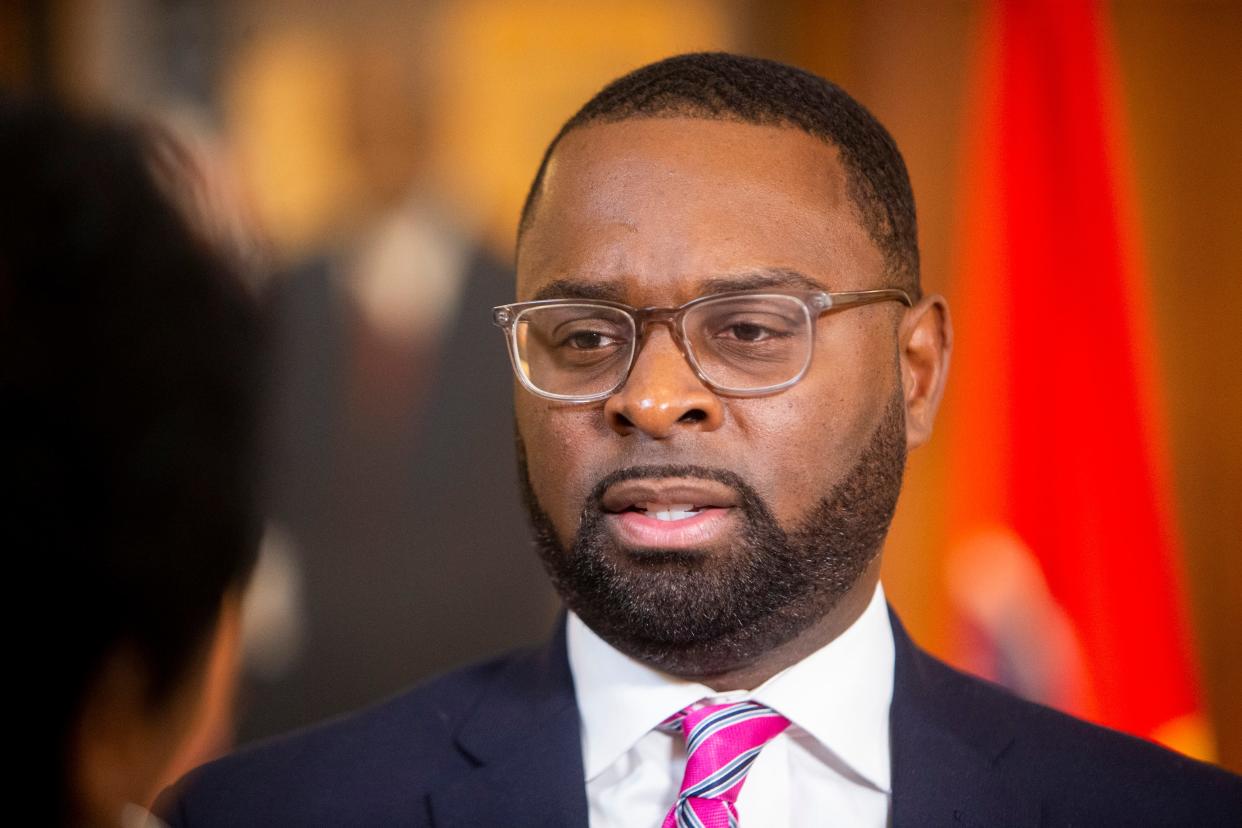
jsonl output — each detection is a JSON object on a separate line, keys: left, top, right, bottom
{"left": 159, "top": 53, "right": 1242, "bottom": 826}
{"left": 0, "top": 97, "right": 264, "bottom": 826}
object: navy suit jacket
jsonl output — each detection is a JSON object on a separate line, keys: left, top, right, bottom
{"left": 157, "top": 611, "right": 1242, "bottom": 826}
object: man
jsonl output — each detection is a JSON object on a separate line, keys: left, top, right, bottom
{"left": 1, "top": 97, "right": 263, "bottom": 825}
{"left": 159, "top": 53, "right": 1242, "bottom": 826}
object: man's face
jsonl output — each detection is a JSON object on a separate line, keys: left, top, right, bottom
{"left": 515, "top": 117, "right": 911, "bottom": 677}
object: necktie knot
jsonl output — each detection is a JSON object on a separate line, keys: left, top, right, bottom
{"left": 660, "top": 700, "right": 790, "bottom": 828}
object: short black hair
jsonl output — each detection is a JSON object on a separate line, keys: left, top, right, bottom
{"left": 0, "top": 97, "right": 264, "bottom": 820}
{"left": 518, "top": 52, "right": 920, "bottom": 296}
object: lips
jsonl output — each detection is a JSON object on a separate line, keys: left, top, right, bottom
{"left": 600, "top": 477, "right": 740, "bottom": 549}
{"left": 601, "top": 478, "right": 739, "bottom": 514}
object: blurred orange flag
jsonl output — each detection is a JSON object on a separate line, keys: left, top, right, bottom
{"left": 945, "top": 0, "right": 1211, "bottom": 758}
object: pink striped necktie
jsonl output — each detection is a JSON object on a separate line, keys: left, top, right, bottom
{"left": 659, "top": 700, "right": 791, "bottom": 828}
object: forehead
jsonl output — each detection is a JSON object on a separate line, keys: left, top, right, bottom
{"left": 516, "top": 117, "right": 883, "bottom": 302}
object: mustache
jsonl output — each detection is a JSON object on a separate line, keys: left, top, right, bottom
{"left": 513, "top": 432, "right": 780, "bottom": 538}
{"left": 584, "top": 464, "right": 771, "bottom": 519}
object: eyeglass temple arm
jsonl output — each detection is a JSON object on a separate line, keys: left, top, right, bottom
{"left": 819, "top": 288, "right": 913, "bottom": 312}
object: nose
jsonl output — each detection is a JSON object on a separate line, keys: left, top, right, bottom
{"left": 604, "top": 326, "right": 725, "bottom": 438}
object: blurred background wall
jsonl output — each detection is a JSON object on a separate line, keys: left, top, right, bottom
{"left": 4, "top": 0, "right": 1239, "bottom": 775}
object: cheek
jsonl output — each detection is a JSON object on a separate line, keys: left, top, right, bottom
{"left": 739, "top": 361, "right": 892, "bottom": 521}
{"left": 741, "top": 399, "right": 850, "bottom": 519}
{"left": 516, "top": 398, "right": 599, "bottom": 527}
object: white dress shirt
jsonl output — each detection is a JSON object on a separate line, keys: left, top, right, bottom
{"left": 567, "top": 581, "right": 895, "bottom": 828}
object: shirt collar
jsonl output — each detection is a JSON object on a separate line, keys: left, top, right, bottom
{"left": 567, "top": 581, "right": 895, "bottom": 792}
{"left": 567, "top": 611, "right": 715, "bottom": 781}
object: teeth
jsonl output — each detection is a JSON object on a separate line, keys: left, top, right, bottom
{"left": 636, "top": 502, "right": 699, "bottom": 522}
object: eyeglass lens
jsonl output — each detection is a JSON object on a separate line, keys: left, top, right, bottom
{"left": 512, "top": 295, "right": 813, "bottom": 397}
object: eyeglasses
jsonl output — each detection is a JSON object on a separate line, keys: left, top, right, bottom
{"left": 492, "top": 288, "right": 912, "bottom": 402}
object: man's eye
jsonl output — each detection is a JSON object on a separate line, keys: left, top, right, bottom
{"left": 704, "top": 306, "right": 801, "bottom": 344}
{"left": 562, "top": 330, "right": 619, "bottom": 350}
{"left": 714, "top": 321, "right": 795, "bottom": 343}
{"left": 723, "top": 323, "right": 774, "bottom": 342}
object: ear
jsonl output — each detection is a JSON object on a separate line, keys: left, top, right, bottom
{"left": 73, "top": 645, "right": 173, "bottom": 827}
{"left": 72, "top": 591, "right": 244, "bottom": 825}
{"left": 898, "top": 293, "right": 953, "bottom": 450}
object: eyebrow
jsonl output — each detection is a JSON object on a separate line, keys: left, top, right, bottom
{"left": 530, "top": 279, "right": 627, "bottom": 303}
{"left": 699, "top": 268, "right": 827, "bottom": 294}
{"left": 529, "top": 268, "right": 827, "bottom": 303}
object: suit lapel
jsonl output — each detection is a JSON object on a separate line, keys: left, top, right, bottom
{"left": 888, "top": 610, "right": 1040, "bottom": 828}
{"left": 429, "top": 607, "right": 1045, "bottom": 826}
{"left": 428, "top": 618, "right": 589, "bottom": 827}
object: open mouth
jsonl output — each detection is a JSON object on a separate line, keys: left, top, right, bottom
{"left": 625, "top": 502, "right": 709, "bottom": 522}
{"left": 601, "top": 478, "right": 738, "bottom": 514}
{"left": 600, "top": 478, "right": 740, "bottom": 548}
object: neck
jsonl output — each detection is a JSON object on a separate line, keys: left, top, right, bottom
{"left": 689, "top": 562, "right": 881, "bottom": 692}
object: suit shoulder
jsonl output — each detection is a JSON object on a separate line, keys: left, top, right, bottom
{"left": 156, "top": 647, "right": 537, "bottom": 826}
{"left": 909, "top": 647, "right": 1242, "bottom": 822}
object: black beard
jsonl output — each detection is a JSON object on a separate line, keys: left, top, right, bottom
{"left": 517, "top": 392, "right": 907, "bottom": 679}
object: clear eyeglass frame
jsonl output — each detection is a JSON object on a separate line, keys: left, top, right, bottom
{"left": 491, "top": 287, "right": 913, "bottom": 403}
